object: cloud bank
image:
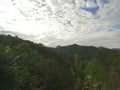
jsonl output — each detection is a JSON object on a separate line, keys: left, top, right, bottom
{"left": 0, "top": 0, "right": 120, "bottom": 48}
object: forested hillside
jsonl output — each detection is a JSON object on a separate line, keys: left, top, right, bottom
{"left": 0, "top": 35, "right": 120, "bottom": 90}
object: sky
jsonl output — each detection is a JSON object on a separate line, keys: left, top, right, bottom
{"left": 0, "top": 0, "right": 120, "bottom": 48}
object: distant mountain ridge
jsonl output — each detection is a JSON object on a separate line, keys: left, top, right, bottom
{"left": 112, "top": 48, "right": 120, "bottom": 51}
{"left": 53, "top": 44, "right": 119, "bottom": 61}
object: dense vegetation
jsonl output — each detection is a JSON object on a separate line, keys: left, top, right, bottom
{"left": 0, "top": 34, "right": 120, "bottom": 90}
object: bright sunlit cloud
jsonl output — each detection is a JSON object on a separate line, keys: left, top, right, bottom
{"left": 0, "top": 0, "right": 120, "bottom": 48}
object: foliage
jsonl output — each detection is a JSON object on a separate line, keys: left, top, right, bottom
{"left": 0, "top": 35, "right": 120, "bottom": 90}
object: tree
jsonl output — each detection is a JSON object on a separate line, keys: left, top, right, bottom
{"left": 109, "top": 53, "right": 120, "bottom": 89}
{"left": 0, "top": 45, "right": 15, "bottom": 90}
{"left": 71, "top": 54, "right": 85, "bottom": 90}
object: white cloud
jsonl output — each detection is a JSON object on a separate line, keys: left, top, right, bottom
{"left": 85, "top": 0, "right": 97, "bottom": 8}
{"left": 0, "top": 0, "right": 120, "bottom": 48}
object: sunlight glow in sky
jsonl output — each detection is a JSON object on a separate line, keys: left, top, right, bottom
{"left": 0, "top": 0, "right": 120, "bottom": 48}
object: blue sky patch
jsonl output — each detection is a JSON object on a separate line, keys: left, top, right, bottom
{"left": 80, "top": 0, "right": 109, "bottom": 15}
{"left": 101, "top": 0, "right": 109, "bottom": 4}
{"left": 112, "top": 24, "right": 120, "bottom": 29}
{"left": 108, "top": 24, "right": 120, "bottom": 32}
{"left": 81, "top": 6, "right": 99, "bottom": 15}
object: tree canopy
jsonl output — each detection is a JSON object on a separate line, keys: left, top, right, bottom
{"left": 0, "top": 35, "right": 120, "bottom": 90}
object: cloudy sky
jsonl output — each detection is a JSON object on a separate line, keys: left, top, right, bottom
{"left": 0, "top": 0, "right": 120, "bottom": 48}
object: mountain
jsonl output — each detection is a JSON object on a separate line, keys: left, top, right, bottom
{"left": 0, "top": 34, "right": 63, "bottom": 61}
{"left": 112, "top": 48, "right": 120, "bottom": 51}
{"left": 53, "top": 44, "right": 119, "bottom": 61}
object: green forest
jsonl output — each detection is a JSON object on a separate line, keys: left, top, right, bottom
{"left": 0, "top": 35, "right": 120, "bottom": 90}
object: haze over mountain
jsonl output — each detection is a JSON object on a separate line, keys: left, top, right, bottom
{"left": 0, "top": 0, "right": 120, "bottom": 48}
